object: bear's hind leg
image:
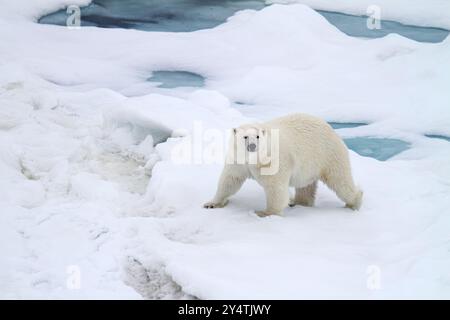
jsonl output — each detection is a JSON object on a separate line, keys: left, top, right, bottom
{"left": 292, "top": 181, "right": 317, "bottom": 207}
{"left": 321, "top": 170, "right": 362, "bottom": 211}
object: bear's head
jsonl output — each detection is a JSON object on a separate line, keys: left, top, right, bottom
{"left": 226, "top": 123, "right": 276, "bottom": 170}
{"left": 233, "top": 124, "right": 265, "bottom": 154}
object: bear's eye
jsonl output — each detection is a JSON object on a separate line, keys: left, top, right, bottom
{"left": 256, "top": 135, "right": 259, "bottom": 139}
{"left": 244, "top": 136, "right": 248, "bottom": 139}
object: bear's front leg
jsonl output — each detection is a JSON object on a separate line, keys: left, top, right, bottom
{"left": 204, "top": 165, "right": 247, "bottom": 209}
{"left": 256, "top": 179, "right": 290, "bottom": 217}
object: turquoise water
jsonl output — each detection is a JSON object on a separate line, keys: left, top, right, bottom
{"left": 328, "top": 122, "right": 367, "bottom": 129}
{"left": 148, "top": 71, "right": 205, "bottom": 88}
{"left": 318, "top": 10, "right": 449, "bottom": 43}
{"left": 425, "top": 134, "right": 450, "bottom": 142}
{"left": 38, "top": 0, "right": 266, "bottom": 32}
{"left": 319, "top": 124, "right": 410, "bottom": 161}
{"left": 38, "top": 0, "right": 448, "bottom": 42}
{"left": 343, "top": 137, "right": 410, "bottom": 161}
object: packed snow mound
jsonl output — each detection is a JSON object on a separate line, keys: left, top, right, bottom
{"left": 107, "top": 90, "right": 242, "bottom": 135}
{"left": 269, "top": 0, "right": 450, "bottom": 30}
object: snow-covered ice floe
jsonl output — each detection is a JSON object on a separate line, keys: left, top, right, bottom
{"left": 0, "top": 0, "right": 449, "bottom": 299}
{"left": 38, "top": 0, "right": 449, "bottom": 43}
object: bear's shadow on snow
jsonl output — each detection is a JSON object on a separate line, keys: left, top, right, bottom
{"left": 226, "top": 181, "right": 353, "bottom": 218}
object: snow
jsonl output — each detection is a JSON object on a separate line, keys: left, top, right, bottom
{"left": 0, "top": 0, "right": 91, "bottom": 22}
{"left": 0, "top": 1, "right": 449, "bottom": 299}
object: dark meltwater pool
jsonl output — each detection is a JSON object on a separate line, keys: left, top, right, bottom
{"left": 425, "top": 134, "right": 450, "bottom": 142}
{"left": 38, "top": 0, "right": 266, "bottom": 32}
{"left": 148, "top": 71, "right": 205, "bottom": 88}
{"left": 328, "top": 122, "right": 367, "bottom": 129}
{"left": 318, "top": 10, "right": 449, "bottom": 43}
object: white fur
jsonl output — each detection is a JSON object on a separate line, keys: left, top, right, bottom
{"left": 204, "top": 113, "right": 363, "bottom": 216}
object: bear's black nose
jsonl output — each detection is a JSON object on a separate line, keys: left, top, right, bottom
{"left": 247, "top": 143, "right": 257, "bottom": 152}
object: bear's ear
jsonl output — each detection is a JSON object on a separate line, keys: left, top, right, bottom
{"left": 261, "top": 128, "right": 266, "bottom": 135}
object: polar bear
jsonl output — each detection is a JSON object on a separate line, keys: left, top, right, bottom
{"left": 203, "top": 113, "right": 363, "bottom": 217}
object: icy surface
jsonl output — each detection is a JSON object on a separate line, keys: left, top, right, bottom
{"left": 1, "top": 1, "right": 450, "bottom": 299}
